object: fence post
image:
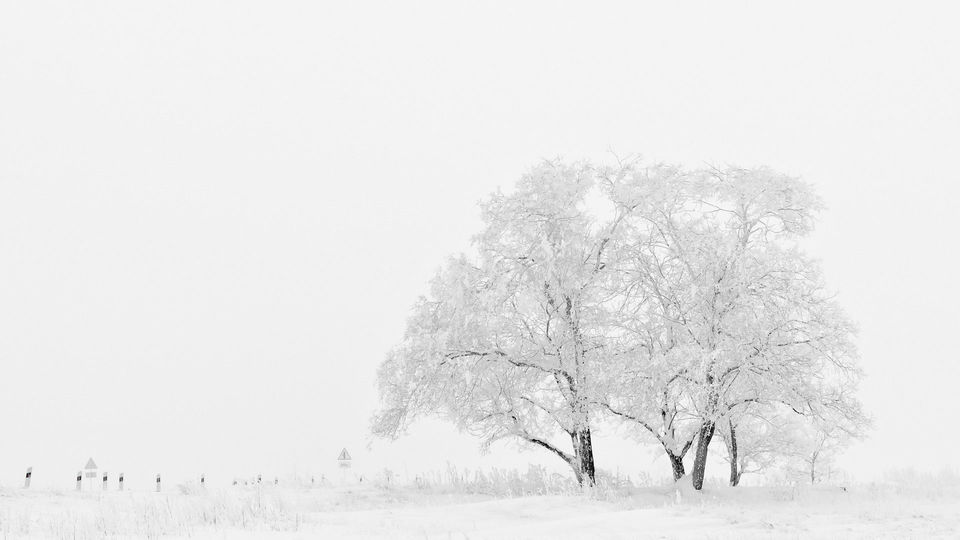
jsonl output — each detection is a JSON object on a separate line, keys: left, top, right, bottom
{"left": 119, "top": 473, "right": 124, "bottom": 491}
{"left": 102, "top": 472, "right": 108, "bottom": 490}
{"left": 156, "top": 473, "right": 161, "bottom": 492}
{"left": 24, "top": 467, "right": 32, "bottom": 489}
{"left": 76, "top": 471, "right": 82, "bottom": 491}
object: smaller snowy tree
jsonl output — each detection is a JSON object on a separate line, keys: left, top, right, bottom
{"left": 605, "top": 163, "right": 867, "bottom": 490}
{"left": 781, "top": 419, "right": 856, "bottom": 484}
{"left": 718, "top": 404, "right": 795, "bottom": 486}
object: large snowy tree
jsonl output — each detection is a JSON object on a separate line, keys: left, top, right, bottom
{"left": 372, "top": 160, "right": 638, "bottom": 486}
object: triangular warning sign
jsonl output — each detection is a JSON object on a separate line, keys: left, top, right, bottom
{"left": 337, "top": 448, "right": 352, "bottom": 461}
{"left": 84, "top": 458, "right": 98, "bottom": 470}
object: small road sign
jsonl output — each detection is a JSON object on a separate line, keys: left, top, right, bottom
{"left": 338, "top": 447, "right": 353, "bottom": 469}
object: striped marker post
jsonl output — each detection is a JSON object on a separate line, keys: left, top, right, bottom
{"left": 119, "top": 473, "right": 124, "bottom": 491}
{"left": 156, "top": 473, "right": 161, "bottom": 492}
{"left": 102, "top": 472, "right": 108, "bottom": 490}
{"left": 24, "top": 467, "right": 32, "bottom": 489}
{"left": 76, "top": 471, "right": 82, "bottom": 491}
{"left": 200, "top": 474, "right": 205, "bottom": 487}
{"left": 257, "top": 474, "right": 262, "bottom": 484}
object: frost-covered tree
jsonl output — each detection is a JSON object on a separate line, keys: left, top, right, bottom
{"left": 372, "top": 158, "right": 866, "bottom": 491}
{"left": 778, "top": 414, "right": 858, "bottom": 484}
{"left": 605, "top": 163, "right": 866, "bottom": 490}
{"left": 372, "top": 161, "right": 635, "bottom": 486}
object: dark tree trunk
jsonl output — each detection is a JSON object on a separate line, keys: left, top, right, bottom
{"left": 668, "top": 452, "right": 686, "bottom": 481}
{"left": 663, "top": 436, "right": 694, "bottom": 482}
{"left": 558, "top": 429, "right": 595, "bottom": 487}
{"left": 576, "top": 427, "right": 596, "bottom": 486}
{"left": 691, "top": 421, "right": 716, "bottom": 490}
{"left": 728, "top": 423, "right": 740, "bottom": 487}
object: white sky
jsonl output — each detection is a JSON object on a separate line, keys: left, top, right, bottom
{"left": 2, "top": 1, "right": 958, "bottom": 490}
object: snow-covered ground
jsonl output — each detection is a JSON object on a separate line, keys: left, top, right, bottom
{"left": 2, "top": 478, "right": 958, "bottom": 539}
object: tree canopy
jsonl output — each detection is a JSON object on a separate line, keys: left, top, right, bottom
{"left": 372, "top": 158, "right": 867, "bottom": 490}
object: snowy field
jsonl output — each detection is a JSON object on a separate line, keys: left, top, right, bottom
{"left": 2, "top": 475, "right": 958, "bottom": 539}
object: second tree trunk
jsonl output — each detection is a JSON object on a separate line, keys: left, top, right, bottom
{"left": 691, "top": 421, "right": 716, "bottom": 490}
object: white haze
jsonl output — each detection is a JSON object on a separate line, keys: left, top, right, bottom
{"left": 1, "top": 1, "right": 958, "bottom": 489}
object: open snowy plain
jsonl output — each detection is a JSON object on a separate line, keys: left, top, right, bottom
{"left": 2, "top": 475, "right": 958, "bottom": 539}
